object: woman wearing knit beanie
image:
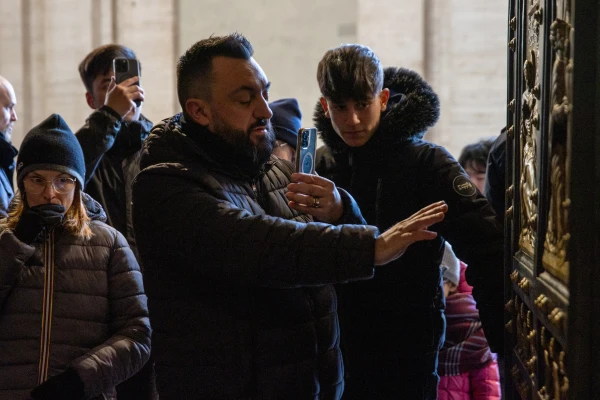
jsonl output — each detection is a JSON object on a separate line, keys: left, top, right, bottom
{"left": 0, "top": 114, "right": 151, "bottom": 400}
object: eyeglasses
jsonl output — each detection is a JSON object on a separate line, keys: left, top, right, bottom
{"left": 23, "top": 176, "right": 77, "bottom": 195}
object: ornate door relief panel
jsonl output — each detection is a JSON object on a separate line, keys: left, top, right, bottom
{"left": 504, "top": 0, "right": 582, "bottom": 398}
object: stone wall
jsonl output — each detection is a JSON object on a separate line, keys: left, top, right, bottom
{"left": 0, "top": 0, "right": 507, "bottom": 160}
{"left": 0, "top": 0, "right": 177, "bottom": 151}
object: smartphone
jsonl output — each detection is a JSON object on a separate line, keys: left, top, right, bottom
{"left": 113, "top": 57, "right": 142, "bottom": 107}
{"left": 295, "top": 128, "right": 317, "bottom": 174}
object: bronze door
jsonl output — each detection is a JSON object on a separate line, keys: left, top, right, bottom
{"left": 504, "top": 0, "right": 600, "bottom": 399}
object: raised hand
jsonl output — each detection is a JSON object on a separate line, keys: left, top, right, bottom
{"left": 374, "top": 201, "right": 448, "bottom": 266}
{"left": 104, "top": 76, "right": 144, "bottom": 121}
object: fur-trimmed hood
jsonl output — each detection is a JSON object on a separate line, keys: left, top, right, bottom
{"left": 314, "top": 67, "right": 440, "bottom": 153}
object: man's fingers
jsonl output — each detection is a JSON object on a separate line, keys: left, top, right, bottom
{"left": 131, "top": 92, "right": 145, "bottom": 102}
{"left": 126, "top": 85, "right": 144, "bottom": 95}
{"left": 401, "top": 211, "right": 446, "bottom": 233}
{"left": 119, "top": 76, "right": 140, "bottom": 87}
{"left": 290, "top": 172, "right": 314, "bottom": 183}
{"left": 285, "top": 191, "right": 325, "bottom": 207}
{"left": 290, "top": 172, "right": 331, "bottom": 187}
{"left": 408, "top": 201, "right": 447, "bottom": 220}
{"left": 401, "top": 230, "right": 438, "bottom": 247}
{"left": 405, "top": 204, "right": 448, "bottom": 225}
{"left": 288, "top": 201, "right": 322, "bottom": 217}
{"left": 286, "top": 182, "right": 324, "bottom": 198}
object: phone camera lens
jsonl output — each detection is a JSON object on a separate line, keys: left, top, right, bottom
{"left": 302, "top": 131, "right": 309, "bottom": 148}
{"left": 116, "top": 59, "right": 128, "bottom": 73}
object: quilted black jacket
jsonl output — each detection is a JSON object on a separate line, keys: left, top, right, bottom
{"left": 132, "top": 114, "right": 378, "bottom": 400}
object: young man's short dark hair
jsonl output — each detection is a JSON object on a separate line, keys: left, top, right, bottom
{"left": 458, "top": 138, "right": 495, "bottom": 173}
{"left": 176, "top": 33, "right": 253, "bottom": 110}
{"left": 317, "top": 44, "right": 383, "bottom": 104}
{"left": 78, "top": 44, "right": 137, "bottom": 93}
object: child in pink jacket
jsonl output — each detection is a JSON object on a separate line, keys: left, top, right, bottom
{"left": 438, "top": 243, "right": 501, "bottom": 400}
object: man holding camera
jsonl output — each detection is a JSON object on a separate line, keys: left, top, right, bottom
{"left": 76, "top": 44, "right": 150, "bottom": 260}
{"left": 75, "top": 44, "right": 155, "bottom": 399}
{"left": 131, "top": 33, "right": 448, "bottom": 399}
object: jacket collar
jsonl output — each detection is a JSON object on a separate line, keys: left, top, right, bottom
{"left": 141, "top": 113, "right": 272, "bottom": 181}
{"left": 314, "top": 67, "right": 440, "bottom": 156}
{"left": 0, "top": 135, "right": 18, "bottom": 170}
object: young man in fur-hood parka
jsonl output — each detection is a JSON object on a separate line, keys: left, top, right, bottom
{"left": 314, "top": 44, "right": 504, "bottom": 400}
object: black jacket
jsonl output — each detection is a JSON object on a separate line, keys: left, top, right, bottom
{"left": 0, "top": 195, "right": 151, "bottom": 400}
{"left": 0, "top": 136, "right": 17, "bottom": 218}
{"left": 315, "top": 68, "right": 504, "bottom": 397}
{"left": 132, "top": 114, "right": 379, "bottom": 400}
{"left": 485, "top": 128, "right": 507, "bottom": 223}
{"left": 75, "top": 106, "right": 152, "bottom": 259}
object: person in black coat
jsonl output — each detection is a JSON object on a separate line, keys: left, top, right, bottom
{"left": 0, "top": 76, "right": 18, "bottom": 218}
{"left": 75, "top": 44, "right": 156, "bottom": 400}
{"left": 485, "top": 127, "right": 508, "bottom": 223}
{"left": 132, "top": 33, "right": 448, "bottom": 400}
{"left": 75, "top": 44, "right": 151, "bottom": 260}
{"left": 314, "top": 44, "right": 504, "bottom": 399}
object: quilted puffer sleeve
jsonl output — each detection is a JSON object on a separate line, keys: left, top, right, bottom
{"left": 469, "top": 359, "right": 501, "bottom": 400}
{"left": 0, "top": 229, "right": 35, "bottom": 308}
{"left": 133, "top": 171, "right": 377, "bottom": 290}
{"left": 71, "top": 229, "right": 151, "bottom": 398}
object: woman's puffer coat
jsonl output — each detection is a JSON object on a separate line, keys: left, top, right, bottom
{"left": 0, "top": 196, "right": 151, "bottom": 399}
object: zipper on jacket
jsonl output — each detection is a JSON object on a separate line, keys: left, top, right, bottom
{"left": 37, "top": 228, "right": 55, "bottom": 385}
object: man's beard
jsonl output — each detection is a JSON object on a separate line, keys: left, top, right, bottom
{"left": 213, "top": 118, "right": 276, "bottom": 173}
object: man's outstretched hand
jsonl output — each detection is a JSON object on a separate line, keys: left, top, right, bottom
{"left": 374, "top": 201, "right": 448, "bottom": 266}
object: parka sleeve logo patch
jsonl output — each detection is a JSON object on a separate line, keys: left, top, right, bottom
{"left": 452, "top": 175, "right": 477, "bottom": 197}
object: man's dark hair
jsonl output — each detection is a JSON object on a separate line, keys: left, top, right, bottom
{"left": 177, "top": 33, "right": 254, "bottom": 110}
{"left": 78, "top": 44, "right": 137, "bottom": 93}
{"left": 317, "top": 44, "right": 383, "bottom": 104}
{"left": 458, "top": 138, "right": 495, "bottom": 173}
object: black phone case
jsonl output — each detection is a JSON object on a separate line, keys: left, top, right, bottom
{"left": 113, "top": 58, "right": 141, "bottom": 107}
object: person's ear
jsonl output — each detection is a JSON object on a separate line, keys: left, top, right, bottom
{"left": 85, "top": 92, "right": 95, "bottom": 110}
{"left": 319, "top": 97, "right": 330, "bottom": 118}
{"left": 379, "top": 88, "right": 390, "bottom": 111}
{"left": 185, "top": 98, "right": 211, "bottom": 126}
